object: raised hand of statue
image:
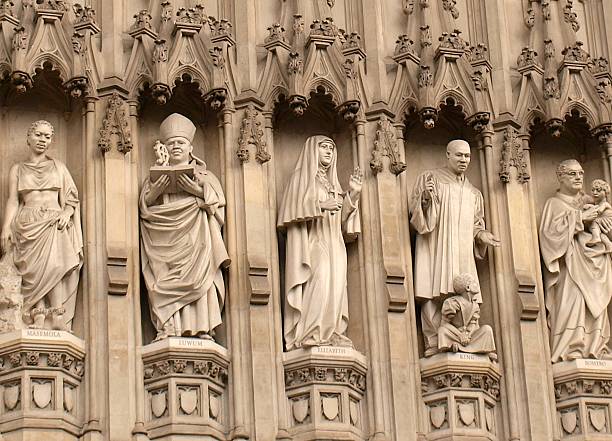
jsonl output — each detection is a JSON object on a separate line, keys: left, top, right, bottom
{"left": 422, "top": 172, "right": 436, "bottom": 206}
{"left": 348, "top": 166, "right": 363, "bottom": 201}
{"left": 0, "top": 229, "right": 13, "bottom": 255}
{"left": 320, "top": 197, "right": 342, "bottom": 213}
{"left": 148, "top": 174, "right": 170, "bottom": 203}
{"left": 177, "top": 173, "right": 203, "bottom": 197}
{"left": 477, "top": 230, "right": 501, "bottom": 247}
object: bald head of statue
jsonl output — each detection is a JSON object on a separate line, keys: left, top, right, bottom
{"left": 446, "top": 139, "right": 471, "bottom": 176}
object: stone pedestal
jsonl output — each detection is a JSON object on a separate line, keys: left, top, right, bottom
{"left": 420, "top": 353, "right": 501, "bottom": 441}
{"left": 0, "top": 329, "right": 86, "bottom": 441}
{"left": 282, "top": 346, "right": 367, "bottom": 441}
{"left": 553, "top": 359, "right": 612, "bottom": 440}
{"left": 140, "top": 337, "right": 230, "bottom": 441}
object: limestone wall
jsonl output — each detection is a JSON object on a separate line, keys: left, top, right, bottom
{"left": 0, "top": 1, "right": 610, "bottom": 440}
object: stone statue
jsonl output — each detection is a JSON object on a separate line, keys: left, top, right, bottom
{"left": 409, "top": 139, "right": 499, "bottom": 357}
{"left": 278, "top": 135, "right": 362, "bottom": 351}
{"left": 438, "top": 273, "right": 496, "bottom": 360}
{"left": 139, "top": 113, "right": 230, "bottom": 341}
{"left": 540, "top": 159, "right": 612, "bottom": 362}
{"left": 583, "top": 178, "right": 612, "bottom": 250}
{"left": 0, "top": 120, "right": 83, "bottom": 331}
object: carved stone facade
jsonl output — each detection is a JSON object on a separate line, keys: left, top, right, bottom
{"left": 0, "top": 1, "right": 609, "bottom": 441}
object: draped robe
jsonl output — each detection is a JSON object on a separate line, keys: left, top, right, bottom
{"left": 13, "top": 158, "right": 83, "bottom": 326}
{"left": 409, "top": 168, "right": 487, "bottom": 301}
{"left": 140, "top": 163, "right": 230, "bottom": 337}
{"left": 278, "top": 136, "right": 360, "bottom": 350}
{"left": 540, "top": 192, "right": 612, "bottom": 362}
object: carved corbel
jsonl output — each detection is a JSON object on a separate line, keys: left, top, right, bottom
{"left": 369, "top": 116, "right": 408, "bottom": 311}
{"left": 237, "top": 104, "right": 270, "bottom": 164}
{"left": 99, "top": 93, "right": 132, "bottom": 296}
{"left": 237, "top": 105, "right": 272, "bottom": 305}
{"left": 151, "top": 38, "right": 170, "bottom": 105}
{"left": 466, "top": 112, "right": 490, "bottom": 133}
{"left": 499, "top": 127, "right": 530, "bottom": 184}
{"left": 419, "top": 107, "right": 437, "bottom": 129}
{"left": 11, "top": 25, "right": 31, "bottom": 93}
{"left": 370, "top": 115, "right": 406, "bottom": 175}
{"left": 98, "top": 93, "right": 133, "bottom": 155}
{"left": 66, "top": 4, "right": 100, "bottom": 99}
{"left": 498, "top": 128, "right": 539, "bottom": 320}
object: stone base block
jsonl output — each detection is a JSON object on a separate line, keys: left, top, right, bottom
{"left": 0, "top": 329, "right": 86, "bottom": 441}
{"left": 553, "top": 359, "right": 612, "bottom": 440}
{"left": 283, "top": 346, "right": 367, "bottom": 441}
{"left": 141, "top": 337, "right": 230, "bottom": 441}
{"left": 420, "top": 353, "right": 501, "bottom": 441}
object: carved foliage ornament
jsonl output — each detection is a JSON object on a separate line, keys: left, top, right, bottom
{"left": 370, "top": 115, "right": 406, "bottom": 175}
{"left": 310, "top": 17, "right": 338, "bottom": 38}
{"left": 442, "top": 0, "right": 459, "bottom": 19}
{"left": 98, "top": 93, "right": 133, "bottom": 154}
{"left": 563, "top": 0, "right": 580, "bottom": 33}
{"left": 143, "top": 358, "right": 228, "bottom": 385}
{"left": 394, "top": 35, "right": 416, "bottom": 57}
{"left": 73, "top": 3, "right": 96, "bottom": 24}
{"left": 0, "top": 0, "right": 13, "bottom": 15}
{"left": 265, "top": 23, "right": 287, "bottom": 44}
{"left": 176, "top": 5, "right": 205, "bottom": 25}
{"left": 499, "top": 127, "right": 530, "bottom": 184}
{"left": 422, "top": 372, "right": 500, "bottom": 400}
{"left": 237, "top": 105, "right": 270, "bottom": 164}
{"left": 439, "top": 29, "right": 469, "bottom": 51}
{"left": 285, "top": 366, "right": 366, "bottom": 392}
{"left": 562, "top": 41, "right": 590, "bottom": 64}
{"left": 517, "top": 47, "right": 540, "bottom": 69}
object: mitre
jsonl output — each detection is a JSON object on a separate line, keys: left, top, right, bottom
{"left": 160, "top": 113, "right": 196, "bottom": 143}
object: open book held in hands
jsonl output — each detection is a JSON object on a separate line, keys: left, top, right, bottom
{"left": 150, "top": 165, "right": 195, "bottom": 194}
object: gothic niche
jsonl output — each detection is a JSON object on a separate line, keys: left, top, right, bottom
{"left": 274, "top": 90, "right": 368, "bottom": 439}
{"left": 136, "top": 80, "right": 230, "bottom": 439}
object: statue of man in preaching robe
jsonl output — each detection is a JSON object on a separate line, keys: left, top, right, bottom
{"left": 139, "top": 113, "right": 230, "bottom": 341}
{"left": 409, "top": 139, "right": 500, "bottom": 357}
{"left": 540, "top": 159, "right": 612, "bottom": 362}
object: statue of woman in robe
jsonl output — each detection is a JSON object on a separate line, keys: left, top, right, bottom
{"left": 140, "top": 113, "right": 230, "bottom": 341}
{"left": 278, "top": 135, "right": 362, "bottom": 351}
{"left": 0, "top": 120, "right": 83, "bottom": 331}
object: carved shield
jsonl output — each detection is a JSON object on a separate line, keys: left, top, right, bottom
{"left": 321, "top": 396, "right": 339, "bottom": 421}
{"left": 209, "top": 394, "right": 220, "bottom": 419}
{"left": 561, "top": 410, "right": 577, "bottom": 434}
{"left": 63, "top": 385, "right": 74, "bottom": 413}
{"left": 3, "top": 384, "right": 19, "bottom": 411}
{"left": 430, "top": 405, "right": 446, "bottom": 429}
{"left": 589, "top": 407, "right": 606, "bottom": 432}
{"left": 458, "top": 402, "right": 475, "bottom": 427}
{"left": 179, "top": 388, "right": 198, "bottom": 415}
{"left": 292, "top": 398, "right": 309, "bottom": 424}
{"left": 151, "top": 391, "right": 167, "bottom": 419}
{"left": 32, "top": 382, "right": 52, "bottom": 409}
{"left": 485, "top": 407, "right": 495, "bottom": 433}
{"left": 349, "top": 400, "right": 359, "bottom": 426}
